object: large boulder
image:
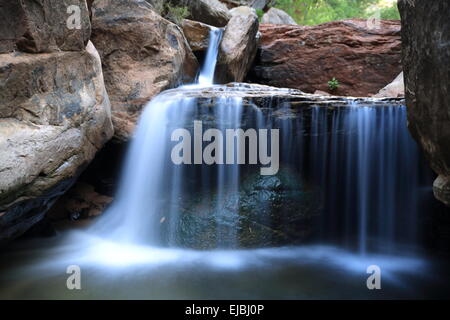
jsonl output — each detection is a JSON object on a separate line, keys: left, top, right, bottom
{"left": 219, "top": 0, "right": 270, "bottom": 10}
{"left": 248, "top": 19, "right": 402, "bottom": 97}
{"left": 399, "top": 0, "right": 450, "bottom": 206}
{"left": 0, "top": 0, "right": 91, "bottom": 54}
{"left": 171, "top": 0, "right": 230, "bottom": 27}
{"left": 374, "top": 72, "right": 404, "bottom": 98}
{"left": 181, "top": 19, "right": 214, "bottom": 52}
{"left": 91, "top": 0, "right": 198, "bottom": 141}
{"left": 261, "top": 7, "right": 297, "bottom": 25}
{"left": 0, "top": 42, "right": 114, "bottom": 242}
{"left": 229, "top": 5, "right": 256, "bottom": 16}
{"left": 215, "top": 6, "right": 259, "bottom": 83}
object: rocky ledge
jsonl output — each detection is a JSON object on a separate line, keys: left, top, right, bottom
{"left": 162, "top": 83, "right": 405, "bottom": 107}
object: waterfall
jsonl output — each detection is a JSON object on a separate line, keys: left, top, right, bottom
{"left": 89, "top": 28, "right": 430, "bottom": 254}
{"left": 197, "top": 28, "right": 223, "bottom": 86}
{"left": 90, "top": 28, "right": 235, "bottom": 246}
{"left": 296, "top": 105, "right": 425, "bottom": 254}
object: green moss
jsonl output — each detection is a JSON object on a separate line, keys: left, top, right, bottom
{"left": 164, "top": 3, "right": 189, "bottom": 25}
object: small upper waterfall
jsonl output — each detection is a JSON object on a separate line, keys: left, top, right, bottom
{"left": 197, "top": 28, "right": 223, "bottom": 86}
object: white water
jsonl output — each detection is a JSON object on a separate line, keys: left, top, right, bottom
{"left": 90, "top": 26, "right": 241, "bottom": 246}
{"left": 198, "top": 28, "right": 223, "bottom": 86}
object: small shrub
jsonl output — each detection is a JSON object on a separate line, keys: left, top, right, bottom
{"left": 328, "top": 77, "right": 339, "bottom": 91}
{"left": 256, "top": 9, "right": 265, "bottom": 21}
{"left": 164, "top": 3, "right": 189, "bottom": 25}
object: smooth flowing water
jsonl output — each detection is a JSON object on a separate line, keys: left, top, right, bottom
{"left": 0, "top": 30, "right": 449, "bottom": 300}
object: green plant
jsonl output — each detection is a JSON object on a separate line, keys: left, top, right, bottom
{"left": 270, "top": 0, "right": 400, "bottom": 26}
{"left": 256, "top": 8, "right": 265, "bottom": 21}
{"left": 328, "top": 77, "right": 339, "bottom": 91}
{"left": 164, "top": 3, "right": 189, "bottom": 25}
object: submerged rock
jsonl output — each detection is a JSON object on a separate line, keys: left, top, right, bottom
{"left": 248, "top": 19, "right": 402, "bottom": 97}
{"left": 91, "top": 0, "right": 198, "bottom": 141}
{"left": 0, "top": 0, "right": 91, "bottom": 54}
{"left": 0, "top": 42, "right": 114, "bottom": 242}
{"left": 261, "top": 8, "right": 297, "bottom": 25}
{"left": 215, "top": 6, "right": 259, "bottom": 83}
{"left": 165, "top": 168, "right": 321, "bottom": 249}
{"left": 399, "top": 0, "right": 450, "bottom": 206}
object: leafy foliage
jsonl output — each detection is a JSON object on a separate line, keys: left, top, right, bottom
{"left": 164, "top": 3, "right": 189, "bottom": 25}
{"left": 256, "top": 8, "right": 265, "bottom": 21}
{"left": 271, "top": 0, "right": 400, "bottom": 25}
{"left": 328, "top": 77, "right": 339, "bottom": 91}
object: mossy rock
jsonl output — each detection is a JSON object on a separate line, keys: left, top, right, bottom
{"left": 161, "top": 168, "right": 322, "bottom": 249}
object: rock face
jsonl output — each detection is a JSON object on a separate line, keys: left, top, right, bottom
{"left": 0, "top": 42, "right": 114, "bottom": 241}
{"left": 91, "top": 0, "right": 198, "bottom": 141}
{"left": 171, "top": 0, "right": 230, "bottom": 27}
{"left": 399, "top": 0, "right": 450, "bottom": 206}
{"left": 181, "top": 19, "right": 213, "bottom": 52}
{"left": 215, "top": 7, "right": 259, "bottom": 83}
{"left": 0, "top": 0, "right": 91, "bottom": 54}
{"left": 248, "top": 19, "right": 402, "bottom": 97}
{"left": 261, "top": 7, "right": 297, "bottom": 25}
{"left": 374, "top": 72, "right": 404, "bottom": 98}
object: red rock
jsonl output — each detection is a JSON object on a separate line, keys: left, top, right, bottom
{"left": 91, "top": 0, "right": 198, "bottom": 141}
{"left": 248, "top": 19, "right": 402, "bottom": 97}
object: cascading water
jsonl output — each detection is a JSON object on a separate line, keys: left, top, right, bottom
{"left": 2, "top": 28, "right": 449, "bottom": 300}
{"left": 90, "top": 26, "right": 248, "bottom": 247}
{"left": 277, "top": 105, "right": 427, "bottom": 254}
{"left": 197, "top": 28, "right": 223, "bottom": 86}
{"left": 90, "top": 27, "right": 430, "bottom": 253}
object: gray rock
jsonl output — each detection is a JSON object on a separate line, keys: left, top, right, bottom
{"left": 374, "top": 72, "right": 404, "bottom": 98}
{"left": 399, "top": 0, "right": 450, "bottom": 206}
{"left": 229, "top": 5, "right": 257, "bottom": 17}
{"left": 215, "top": 6, "right": 259, "bottom": 83}
{"left": 0, "top": 42, "right": 114, "bottom": 242}
{"left": 219, "top": 0, "right": 270, "bottom": 10}
{"left": 171, "top": 0, "right": 231, "bottom": 27}
{"left": 261, "top": 7, "right": 297, "bottom": 25}
{"left": 0, "top": 0, "right": 91, "bottom": 53}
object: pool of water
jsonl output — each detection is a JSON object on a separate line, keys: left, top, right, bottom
{"left": 1, "top": 228, "right": 449, "bottom": 300}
